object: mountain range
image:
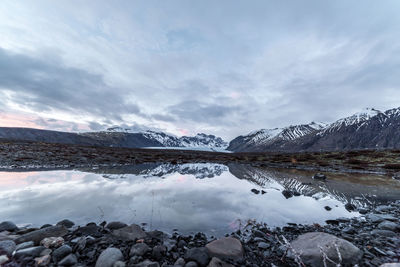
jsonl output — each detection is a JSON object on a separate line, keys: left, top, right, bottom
{"left": 0, "top": 107, "right": 399, "bottom": 152}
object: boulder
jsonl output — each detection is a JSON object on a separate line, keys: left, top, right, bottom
{"left": 0, "top": 240, "right": 16, "bottom": 256}
{"left": 205, "top": 237, "right": 243, "bottom": 261}
{"left": 207, "top": 257, "right": 234, "bottom": 267}
{"left": 106, "top": 221, "right": 128, "bottom": 230}
{"left": 133, "top": 259, "right": 160, "bottom": 267}
{"left": 380, "top": 264, "right": 400, "bottom": 267}
{"left": 58, "top": 253, "right": 78, "bottom": 266}
{"left": 113, "top": 224, "right": 146, "bottom": 241}
{"left": 96, "top": 247, "right": 124, "bottom": 267}
{"left": 185, "top": 262, "right": 198, "bottom": 267}
{"left": 15, "top": 225, "right": 68, "bottom": 245}
{"left": 290, "top": 232, "right": 362, "bottom": 267}
{"left": 35, "top": 255, "right": 51, "bottom": 266}
{"left": 40, "top": 236, "right": 64, "bottom": 248}
{"left": 184, "top": 247, "right": 210, "bottom": 267}
{"left": 56, "top": 219, "right": 75, "bottom": 228}
{"left": 312, "top": 173, "right": 327, "bottom": 180}
{"left": 130, "top": 243, "right": 150, "bottom": 257}
{"left": 0, "top": 255, "right": 9, "bottom": 265}
{"left": 378, "top": 221, "right": 400, "bottom": 232}
{"left": 0, "top": 221, "right": 18, "bottom": 232}
{"left": 371, "top": 229, "right": 396, "bottom": 237}
{"left": 14, "top": 246, "right": 47, "bottom": 259}
{"left": 15, "top": 241, "right": 34, "bottom": 251}
{"left": 52, "top": 245, "right": 72, "bottom": 263}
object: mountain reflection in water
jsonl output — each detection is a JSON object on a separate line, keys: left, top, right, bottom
{"left": 0, "top": 163, "right": 399, "bottom": 236}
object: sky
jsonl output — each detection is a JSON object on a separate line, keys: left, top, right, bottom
{"left": 0, "top": 0, "right": 400, "bottom": 140}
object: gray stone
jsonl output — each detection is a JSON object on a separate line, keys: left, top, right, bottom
{"left": 367, "top": 214, "right": 398, "bottom": 223}
{"left": 312, "top": 173, "right": 327, "bottom": 180}
{"left": 0, "top": 221, "right": 18, "bottom": 232}
{"left": 378, "top": 221, "right": 400, "bottom": 231}
{"left": 133, "top": 259, "right": 160, "bottom": 267}
{"left": 14, "top": 246, "right": 46, "bottom": 259}
{"left": 112, "top": 224, "right": 146, "bottom": 241}
{"left": 130, "top": 243, "right": 150, "bottom": 257}
{"left": 380, "top": 264, "right": 400, "bottom": 267}
{"left": 53, "top": 245, "right": 72, "bottom": 263}
{"left": 56, "top": 219, "right": 75, "bottom": 228}
{"left": 0, "top": 240, "right": 16, "bottom": 256}
{"left": 257, "top": 242, "right": 270, "bottom": 249}
{"left": 185, "top": 261, "right": 198, "bottom": 267}
{"left": 152, "top": 245, "right": 167, "bottom": 260}
{"left": 205, "top": 237, "right": 243, "bottom": 261}
{"left": 0, "top": 255, "right": 9, "bottom": 265}
{"left": 113, "top": 261, "right": 126, "bottom": 267}
{"left": 15, "top": 241, "right": 34, "bottom": 251}
{"left": 184, "top": 247, "right": 210, "bottom": 267}
{"left": 174, "top": 257, "right": 186, "bottom": 266}
{"left": 34, "top": 255, "right": 51, "bottom": 266}
{"left": 40, "top": 236, "right": 64, "bottom": 248}
{"left": 59, "top": 253, "right": 78, "bottom": 266}
{"left": 375, "top": 205, "right": 393, "bottom": 213}
{"left": 15, "top": 225, "right": 68, "bottom": 245}
{"left": 96, "top": 247, "right": 124, "bottom": 267}
{"left": 290, "top": 232, "right": 362, "bottom": 267}
{"left": 106, "top": 221, "right": 128, "bottom": 230}
{"left": 207, "top": 257, "right": 234, "bottom": 267}
{"left": 371, "top": 229, "right": 397, "bottom": 237}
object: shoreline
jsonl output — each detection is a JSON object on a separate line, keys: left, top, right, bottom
{"left": 1, "top": 201, "right": 399, "bottom": 266}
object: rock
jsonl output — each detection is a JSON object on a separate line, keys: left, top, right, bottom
{"left": 35, "top": 255, "right": 51, "bottom": 266}
{"left": 40, "top": 224, "right": 52, "bottom": 229}
{"left": 14, "top": 246, "right": 46, "bottom": 259}
{"left": 378, "top": 221, "right": 400, "bottom": 231}
{"left": 290, "top": 232, "right": 362, "bottom": 267}
{"left": 376, "top": 205, "right": 393, "bottom": 212}
{"left": 359, "top": 208, "right": 369, "bottom": 214}
{"left": 312, "top": 173, "right": 327, "bottom": 180}
{"left": 178, "top": 240, "right": 187, "bottom": 248}
{"left": 380, "top": 264, "right": 400, "bottom": 267}
{"left": 113, "top": 261, "right": 126, "bottom": 267}
{"left": 0, "top": 240, "right": 16, "bottom": 256}
{"left": 367, "top": 214, "right": 398, "bottom": 223}
{"left": 52, "top": 245, "right": 72, "bottom": 263}
{"left": 0, "top": 255, "right": 9, "bottom": 265}
{"left": 282, "top": 190, "right": 293, "bottom": 199}
{"left": 0, "top": 221, "right": 18, "bottom": 232}
{"left": 15, "top": 225, "right": 68, "bottom": 245}
{"left": 207, "top": 257, "right": 234, "bottom": 267}
{"left": 130, "top": 243, "right": 150, "bottom": 257}
{"left": 40, "top": 248, "right": 52, "bottom": 256}
{"left": 112, "top": 224, "right": 146, "bottom": 241}
{"left": 184, "top": 247, "right": 210, "bottom": 267}
{"left": 40, "top": 236, "right": 64, "bottom": 248}
{"left": 147, "top": 230, "right": 166, "bottom": 241}
{"left": 174, "top": 257, "right": 186, "bottom": 266}
{"left": 324, "top": 206, "right": 332, "bottom": 211}
{"left": 59, "top": 253, "right": 78, "bottom": 266}
{"left": 74, "top": 224, "right": 102, "bottom": 237}
{"left": 96, "top": 247, "right": 124, "bottom": 267}
{"left": 371, "top": 229, "right": 397, "bottom": 237}
{"left": 251, "top": 189, "right": 260, "bottom": 194}
{"left": 133, "top": 259, "right": 160, "bottom": 267}
{"left": 15, "top": 241, "right": 34, "bottom": 251}
{"left": 185, "top": 261, "right": 198, "bottom": 267}
{"left": 56, "top": 219, "right": 75, "bottom": 228}
{"left": 106, "top": 221, "right": 128, "bottom": 230}
{"left": 152, "top": 245, "right": 167, "bottom": 260}
{"left": 345, "top": 203, "right": 356, "bottom": 211}
{"left": 257, "top": 242, "right": 269, "bottom": 249}
{"left": 342, "top": 226, "right": 356, "bottom": 234}
{"left": 205, "top": 237, "right": 243, "bottom": 261}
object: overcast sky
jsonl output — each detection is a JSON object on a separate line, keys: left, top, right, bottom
{"left": 1, "top": 0, "right": 400, "bottom": 140}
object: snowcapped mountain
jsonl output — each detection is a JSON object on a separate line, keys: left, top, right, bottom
{"left": 228, "top": 107, "right": 400, "bottom": 152}
{"left": 227, "top": 122, "right": 326, "bottom": 152}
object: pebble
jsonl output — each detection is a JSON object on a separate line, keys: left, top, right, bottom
{"left": 52, "top": 244, "right": 72, "bottom": 263}
{"left": 96, "top": 247, "right": 124, "bottom": 267}
{"left": 59, "top": 253, "right": 78, "bottom": 266}
{"left": 0, "top": 240, "right": 16, "bottom": 256}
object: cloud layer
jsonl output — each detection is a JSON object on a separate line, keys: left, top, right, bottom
{"left": 1, "top": 0, "right": 400, "bottom": 139}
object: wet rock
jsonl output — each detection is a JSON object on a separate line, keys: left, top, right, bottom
{"left": 185, "top": 261, "right": 198, "bottom": 267}
{"left": 14, "top": 246, "right": 46, "bottom": 259}
{"left": 261, "top": 190, "right": 266, "bottom": 194}
{"left": 367, "top": 214, "right": 398, "bottom": 223}
{"left": 152, "top": 245, "right": 167, "bottom": 260}
{"left": 148, "top": 230, "right": 166, "bottom": 241}
{"left": 0, "top": 255, "right": 9, "bottom": 265}
{"left": 59, "top": 253, "right": 78, "bottom": 266}
{"left": 371, "top": 229, "right": 396, "bottom": 237}
{"left": 178, "top": 240, "right": 187, "bottom": 248}
{"left": 207, "top": 257, "right": 234, "bottom": 267}
{"left": 312, "top": 173, "right": 327, "bottom": 180}
{"left": 114, "top": 261, "right": 126, "bottom": 267}
{"left": 184, "top": 247, "right": 210, "bottom": 267}
{"left": 324, "top": 206, "right": 332, "bottom": 211}
{"left": 342, "top": 226, "right": 356, "bottom": 234}
{"left": 380, "top": 264, "right": 400, "bottom": 267}
{"left": 133, "top": 259, "right": 160, "bottom": 267}
{"left": 15, "top": 241, "right": 34, "bottom": 251}
{"left": 57, "top": 219, "right": 75, "bottom": 228}
{"left": 257, "top": 242, "right": 269, "bottom": 249}
{"left": 96, "top": 247, "right": 124, "bottom": 267}
{"left": 40, "top": 224, "right": 52, "bottom": 229}
{"left": 359, "top": 208, "right": 369, "bottom": 214}
{"left": 74, "top": 223, "right": 102, "bottom": 237}
{"left": 40, "top": 236, "right": 64, "bottom": 248}
{"left": 250, "top": 189, "right": 260, "bottom": 194}
{"left": 174, "top": 257, "right": 186, "bottom": 266}
{"left": 0, "top": 240, "right": 16, "bottom": 256}
{"left": 112, "top": 224, "right": 146, "bottom": 241}
{"left": 130, "top": 243, "right": 150, "bottom": 257}
{"left": 0, "top": 221, "right": 18, "bottom": 232}
{"left": 345, "top": 203, "right": 356, "bottom": 211}
{"left": 377, "top": 221, "right": 400, "bottom": 231}
{"left": 15, "top": 225, "right": 68, "bottom": 245}
{"left": 35, "top": 255, "right": 51, "bottom": 266}
{"left": 281, "top": 190, "right": 293, "bottom": 199}
{"left": 52, "top": 244, "right": 72, "bottom": 263}
{"left": 205, "top": 237, "right": 243, "bottom": 261}
{"left": 290, "top": 232, "right": 362, "bottom": 267}
{"left": 376, "top": 205, "right": 393, "bottom": 213}
{"left": 106, "top": 221, "right": 128, "bottom": 230}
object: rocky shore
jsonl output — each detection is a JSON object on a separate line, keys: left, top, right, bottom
{"left": 1, "top": 202, "right": 399, "bottom": 267}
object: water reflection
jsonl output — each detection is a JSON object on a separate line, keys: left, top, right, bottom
{"left": 0, "top": 163, "right": 399, "bottom": 236}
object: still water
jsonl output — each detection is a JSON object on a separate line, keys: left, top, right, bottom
{"left": 0, "top": 163, "right": 399, "bottom": 236}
